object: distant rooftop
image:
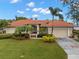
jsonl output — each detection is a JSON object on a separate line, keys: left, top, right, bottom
{"left": 74, "top": 26, "right": 79, "bottom": 30}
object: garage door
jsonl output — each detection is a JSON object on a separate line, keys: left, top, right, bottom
{"left": 53, "top": 28, "right": 68, "bottom": 38}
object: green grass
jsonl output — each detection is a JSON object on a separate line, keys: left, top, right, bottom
{"left": 0, "top": 39, "right": 67, "bottom": 59}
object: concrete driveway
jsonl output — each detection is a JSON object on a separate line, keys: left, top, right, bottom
{"left": 56, "top": 38, "right": 79, "bottom": 59}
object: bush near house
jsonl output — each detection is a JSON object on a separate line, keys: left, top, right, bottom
{"left": 13, "top": 24, "right": 34, "bottom": 40}
{"left": 13, "top": 33, "right": 30, "bottom": 40}
{"left": 0, "top": 34, "right": 12, "bottom": 39}
{"left": 0, "top": 30, "right": 6, "bottom": 34}
{"left": 37, "top": 33, "right": 53, "bottom": 38}
{"left": 73, "top": 30, "right": 79, "bottom": 39}
{"left": 43, "top": 34, "right": 56, "bottom": 43}
{"left": 37, "top": 33, "right": 49, "bottom": 38}
{"left": 13, "top": 25, "right": 31, "bottom": 40}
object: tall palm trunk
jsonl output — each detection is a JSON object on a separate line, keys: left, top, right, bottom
{"left": 51, "top": 16, "right": 54, "bottom": 34}
{"left": 53, "top": 15, "right": 54, "bottom": 20}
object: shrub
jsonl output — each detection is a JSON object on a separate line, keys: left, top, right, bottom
{"left": 43, "top": 35, "right": 56, "bottom": 43}
{"left": 25, "top": 33, "right": 30, "bottom": 38}
{"left": 13, "top": 24, "right": 33, "bottom": 40}
{"left": 0, "top": 34, "right": 12, "bottom": 39}
{"left": 46, "top": 34, "right": 53, "bottom": 37}
{"left": 37, "top": 33, "right": 53, "bottom": 38}
{"left": 73, "top": 30, "right": 79, "bottom": 39}
{"left": 13, "top": 33, "right": 20, "bottom": 37}
{"left": 0, "top": 30, "right": 6, "bottom": 34}
{"left": 13, "top": 33, "right": 30, "bottom": 40}
{"left": 37, "top": 33, "right": 48, "bottom": 38}
{"left": 73, "top": 30, "right": 79, "bottom": 35}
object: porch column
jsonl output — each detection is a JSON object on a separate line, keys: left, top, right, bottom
{"left": 48, "top": 27, "right": 52, "bottom": 34}
{"left": 68, "top": 28, "right": 70, "bottom": 36}
{"left": 37, "top": 24, "right": 40, "bottom": 34}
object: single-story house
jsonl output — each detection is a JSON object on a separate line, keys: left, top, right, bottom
{"left": 5, "top": 19, "right": 73, "bottom": 38}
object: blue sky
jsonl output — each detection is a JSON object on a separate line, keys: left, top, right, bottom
{"left": 0, "top": 0, "right": 69, "bottom": 21}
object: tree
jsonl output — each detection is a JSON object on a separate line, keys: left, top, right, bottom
{"left": 25, "top": 25, "right": 34, "bottom": 34}
{"left": 60, "top": 0, "right": 69, "bottom": 5}
{"left": 49, "top": 7, "right": 64, "bottom": 20}
{"left": 58, "top": 14, "right": 64, "bottom": 20}
{"left": 0, "top": 20, "right": 8, "bottom": 28}
{"left": 15, "top": 24, "right": 34, "bottom": 39}
{"left": 60, "top": 0, "right": 79, "bottom": 26}
{"left": 40, "top": 27, "right": 47, "bottom": 33}
{"left": 15, "top": 26, "right": 25, "bottom": 34}
{"left": 49, "top": 7, "right": 64, "bottom": 34}
{"left": 15, "top": 25, "right": 33, "bottom": 34}
{"left": 15, "top": 16, "right": 27, "bottom": 20}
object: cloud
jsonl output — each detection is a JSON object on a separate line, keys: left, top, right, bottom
{"left": 17, "top": 10, "right": 24, "bottom": 14}
{"left": 32, "top": 8, "right": 50, "bottom": 15}
{"left": 26, "top": 8, "right": 30, "bottom": 11}
{"left": 32, "top": 14, "right": 39, "bottom": 18}
{"left": 27, "top": 2, "right": 35, "bottom": 7}
{"left": 10, "top": 0, "right": 20, "bottom": 4}
{"left": 32, "top": 8, "right": 42, "bottom": 12}
{"left": 40, "top": 8, "right": 50, "bottom": 15}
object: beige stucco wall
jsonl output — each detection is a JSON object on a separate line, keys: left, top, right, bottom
{"left": 5, "top": 28, "right": 16, "bottom": 34}
{"left": 48, "top": 27, "right": 73, "bottom": 38}
{"left": 5, "top": 27, "right": 73, "bottom": 38}
{"left": 68, "top": 28, "right": 73, "bottom": 36}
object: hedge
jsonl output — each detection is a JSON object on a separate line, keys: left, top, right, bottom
{"left": 0, "top": 34, "right": 12, "bottom": 39}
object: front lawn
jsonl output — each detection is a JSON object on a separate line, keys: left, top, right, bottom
{"left": 0, "top": 39, "right": 67, "bottom": 59}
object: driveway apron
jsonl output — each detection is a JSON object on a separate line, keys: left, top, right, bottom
{"left": 56, "top": 38, "right": 79, "bottom": 59}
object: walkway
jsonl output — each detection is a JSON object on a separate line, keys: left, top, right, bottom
{"left": 56, "top": 38, "right": 79, "bottom": 59}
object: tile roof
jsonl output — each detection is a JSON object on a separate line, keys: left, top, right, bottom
{"left": 48, "top": 20, "right": 73, "bottom": 27}
{"left": 10, "top": 19, "right": 73, "bottom": 27}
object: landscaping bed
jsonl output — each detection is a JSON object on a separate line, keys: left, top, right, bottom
{"left": 73, "top": 30, "right": 79, "bottom": 42}
{"left": 0, "top": 39, "right": 67, "bottom": 59}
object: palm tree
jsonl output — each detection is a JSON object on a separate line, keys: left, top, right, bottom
{"left": 57, "top": 14, "right": 64, "bottom": 20}
{"left": 49, "top": 7, "right": 63, "bottom": 20}
{"left": 60, "top": 0, "right": 69, "bottom": 4}
{"left": 49, "top": 7, "right": 64, "bottom": 34}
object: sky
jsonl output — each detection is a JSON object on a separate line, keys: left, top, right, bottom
{"left": 0, "top": 0, "right": 69, "bottom": 21}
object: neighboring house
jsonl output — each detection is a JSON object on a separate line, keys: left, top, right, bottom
{"left": 74, "top": 26, "right": 79, "bottom": 30}
{"left": 6, "top": 19, "right": 73, "bottom": 38}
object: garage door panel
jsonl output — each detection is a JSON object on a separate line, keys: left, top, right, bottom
{"left": 53, "top": 28, "right": 68, "bottom": 38}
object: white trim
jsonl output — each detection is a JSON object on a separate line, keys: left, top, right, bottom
{"left": 48, "top": 27, "right": 52, "bottom": 34}
{"left": 37, "top": 25, "right": 39, "bottom": 34}
{"left": 68, "top": 28, "right": 70, "bottom": 36}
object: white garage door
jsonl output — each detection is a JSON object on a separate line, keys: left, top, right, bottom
{"left": 53, "top": 28, "right": 68, "bottom": 38}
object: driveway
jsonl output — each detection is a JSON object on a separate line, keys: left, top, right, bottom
{"left": 56, "top": 38, "right": 79, "bottom": 59}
